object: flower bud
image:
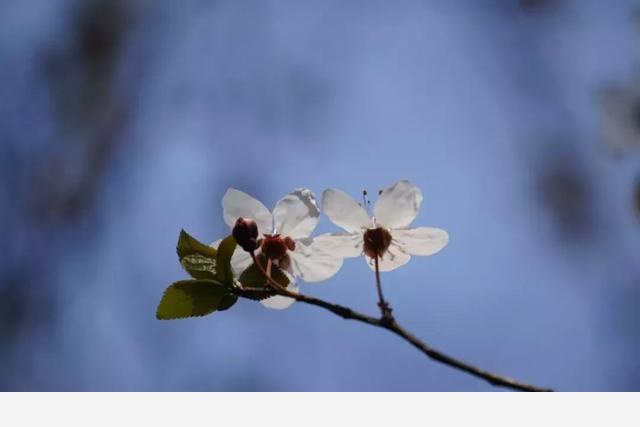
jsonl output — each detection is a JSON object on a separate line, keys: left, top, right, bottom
{"left": 232, "top": 217, "right": 259, "bottom": 252}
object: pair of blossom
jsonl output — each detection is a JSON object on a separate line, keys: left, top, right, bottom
{"left": 215, "top": 180, "right": 449, "bottom": 309}
{"left": 216, "top": 188, "right": 342, "bottom": 309}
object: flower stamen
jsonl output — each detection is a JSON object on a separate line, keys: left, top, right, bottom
{"left": 362, "top": 190, "right": 374, "bottom": 219}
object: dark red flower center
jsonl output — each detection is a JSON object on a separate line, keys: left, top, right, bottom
{"left": 261, "top": 234, "right": 296, "bottom": 261}
{"left": 363, "top": 227, "right": 392, "bottom": 259}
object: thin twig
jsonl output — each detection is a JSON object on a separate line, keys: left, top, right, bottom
{"left": 242, "top": 251, "right": 552, "bottom": 392}
{"left": 374, "top": 255, "right": 393, "bottom": 322}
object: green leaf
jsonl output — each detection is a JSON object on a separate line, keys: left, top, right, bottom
{"left": 177, "top": 229, "right": 218, "bottom": 280}
{"left": 216, "top": 235, "right": 237, "bottom": 286}
{"left": 237, "top": 256, "right": 291, "bottom": 301}
{"left": 239, "top": 258, "right": 290, "bottom": 289}
{"left": 156, "top": 280, "right": 228, "bottom": 320}
{"left": 217, "top": 294, "right": 239, "bottom": 311}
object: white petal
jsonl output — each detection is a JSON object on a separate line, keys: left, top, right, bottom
{"left": 222, "top": 188, "right": 273, "bottom": 235}
{"left": 392, "top": 227, "right": 449, "bottom": 256}
{"left": 366, "top": 244, "right": 410, "bottom": 272}
{"left": 272, "top": 188, "right": 320, "bottom": 239}
{"left": 260, "top": 280, "right": 299, "bottom": 310}
{"left": 373, "top": 180, "right": 423, "bottom": 229}
{"left": 211, "top": 239, "right": 253, "bottom": 274}
{"left": 287, "top": 238, "right": 343, "bottom": 282}
{"left": 312, "top": 232, "right": 363, "bottom": 258}
{"left": 322, "top": 189, "right": 370, "bottom": 233}
{"left": 230, "top": 248, "right": 253, "bottom": 273}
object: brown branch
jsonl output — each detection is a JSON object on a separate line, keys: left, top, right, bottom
{"left": 242, "top": 252, "right": 552, "bottom": 392}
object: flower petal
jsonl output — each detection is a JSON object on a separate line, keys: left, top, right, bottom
{"left": 211, "top": 238, "right": 253, "bottom": 273}
{"left": 322, "top": 189, "right": 371, "bottom": 232}
{"left": 392, "top": 227, "right": 449, "bottom": 256}
{"left": 222, "top": 188, "right": 273, "bottom": 235}
{"left": 366, "top": 244, "right": 410, "bottom": 272}
{"left": 272, "top": 188, "right": 320, "bottom": 239}
{"left": 373, "top": 180, "right": 423, "bottom": 229}
{"left": 312, "top": 232, "right": 363, "bottom": 258}
{"left": 260, "top": 279, "right": 298, "bottom": 310}
{"left": 287, "top": 238, "right": 343, "bottom": 282}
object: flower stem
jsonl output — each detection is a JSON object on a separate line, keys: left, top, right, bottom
{"left": 249, "top": 252, "right": 290, "bottom": 294}
{"left": 240, "top": 251, "right": 552, "bottom": 392}
{"left": 266, "top": 258, "right": 272, "bottom": 278}
{"left": 374, "top": 255, "right": 393, "bottom": 323}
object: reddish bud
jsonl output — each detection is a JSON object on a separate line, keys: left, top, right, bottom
{"left": 232, "top": 217, "right": 259, "bottom": 252}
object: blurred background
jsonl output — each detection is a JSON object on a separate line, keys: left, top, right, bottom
{"left": 1, "top": 0, "right": 639, "bottom": 391}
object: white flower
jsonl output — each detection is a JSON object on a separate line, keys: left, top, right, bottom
{"left": 316, "top": 180, "right": 449, "bottom": 272}
{"left": 214, "top": 188, "right": 343, "bottom": 309}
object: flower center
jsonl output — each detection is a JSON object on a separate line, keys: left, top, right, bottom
{"left": 363, "top": 227, "right": 392, "bottom": 259}
{"left": 261, "top": 234, "right": 296, "bottom": 261}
